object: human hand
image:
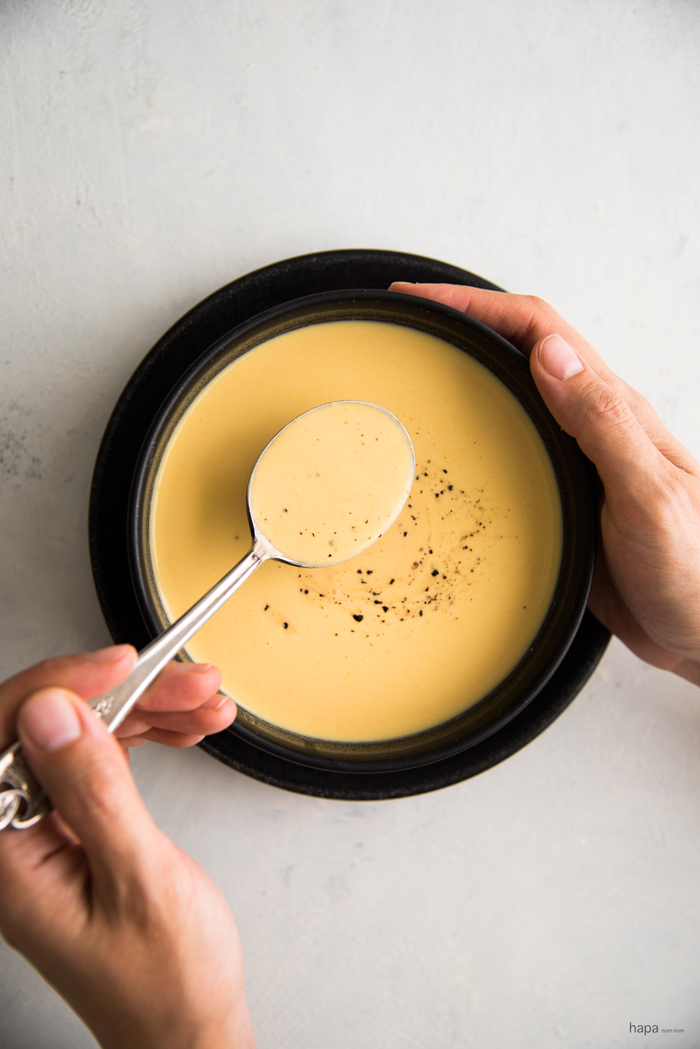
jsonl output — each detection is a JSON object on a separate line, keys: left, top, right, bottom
{"left": 0, "top": 645, "right": 236, "bottom": 751}
{"left": 391, "top": 282, "right": 700, "bottom": 685}
{"left": 0, "top": 664, "right": 255, "bottom": 1048}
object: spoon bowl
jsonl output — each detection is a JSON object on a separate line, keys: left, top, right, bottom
{"left": 248, "top": 400, "right": 415, "bottom": 568}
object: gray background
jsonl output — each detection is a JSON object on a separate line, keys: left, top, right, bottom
{"left": 1, "top": 1, "right": 699, "bottom": 1046}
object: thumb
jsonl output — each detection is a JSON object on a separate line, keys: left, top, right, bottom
{"left": 17, "top": 688, "right": 157, "bottom": 879}
{"left": 531, "top": 333, "right": 665, "bottom": 497}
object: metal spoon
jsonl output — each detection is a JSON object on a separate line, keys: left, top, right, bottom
{"left": 0, "top": 400, "right": 414, "bottom": 829}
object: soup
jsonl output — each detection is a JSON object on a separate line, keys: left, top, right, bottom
{"left": 150, "top": 320, "right": 562, "bottom": 742}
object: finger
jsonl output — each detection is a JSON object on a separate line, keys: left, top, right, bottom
{"left": 531, "top": 333, "right": 672, "bottom": 507}
{"left": 114, "top": 660, "right": 233, "bottom": 747}
{"left": 390, "top": 282, "right": 639, "bottom": 390}
{"left": 120, "top": 727, "right": 205, "bottom": 749}
{"left": 0, "top": 646, "right": 136, "bottom": 748}
{"left": 390, "top": 282, "right": 631, "bottom": 404}
{"left": 390, "top": 283, "right": 698, "bottom": 474}
{"left": 117, "top": 697, "right": 236, "bottom": 742}
{"left": 390, "top": 283, "right": 590, "bottom": 358}
{"left": 132, "top": 661, "right": 223, "bottom": 713}
{"left": 16, "top": 687, "right": 158, "bottom": 882}
{"left": 611, "top": 385, "right": 699, "bottom": 473}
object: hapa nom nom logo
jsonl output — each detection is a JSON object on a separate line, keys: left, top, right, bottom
{"left": 629, "top": 1023, "right": 685, "bottom": 1035}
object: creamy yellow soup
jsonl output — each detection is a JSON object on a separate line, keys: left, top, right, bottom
{"left": 150, "top": 320, "right": 562, "bottom": 742}
{"left": 249, "top": 400, "right": 414, "bottom": 566}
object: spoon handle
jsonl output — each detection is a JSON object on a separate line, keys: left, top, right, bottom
{"left": 88, "top": 541, "right": 267, "bottom": 732}
{"left": 0, "top": 540, "right": 267, "bottom": 831}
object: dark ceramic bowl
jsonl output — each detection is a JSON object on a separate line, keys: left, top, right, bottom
{"left": 129, "top": 289, "right": 596, "bottom": 774}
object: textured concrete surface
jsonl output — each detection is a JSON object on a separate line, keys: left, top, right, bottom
{"left": 1, "top": 2, "right": 699, "bottom": 1046}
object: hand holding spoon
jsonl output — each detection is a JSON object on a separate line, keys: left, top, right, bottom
{"left": 0, "top": 400, "right": 414, "bottom": 829}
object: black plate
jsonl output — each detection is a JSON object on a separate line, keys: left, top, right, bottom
{"left": 89, "top": 248, "right": 610, "bottom": 799}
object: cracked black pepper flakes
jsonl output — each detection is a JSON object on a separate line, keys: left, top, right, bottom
{"left": 270, "top": 459, "right": 505, "bottom": 641}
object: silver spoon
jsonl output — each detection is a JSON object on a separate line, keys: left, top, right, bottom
{"left": 0, "top": 400, "right": 414, "bottom": 829}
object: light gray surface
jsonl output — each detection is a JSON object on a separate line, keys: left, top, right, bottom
{"left": 1, "top": 1, "right": 699, "bottom": 1046}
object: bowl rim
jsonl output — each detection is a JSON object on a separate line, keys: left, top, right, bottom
{"left": 129, "top": 288, "right": 597, "bottom": 772}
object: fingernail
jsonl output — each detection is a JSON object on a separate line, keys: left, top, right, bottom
{"left": 85, "top": 644, "right": 135, "bottom": 664}
{"left": 181, "top": 662, "right": 215, "bottom": 674}
{"left": 539, "top": 335, "right": 584, "bottom": 380}
{"left": 201, "top": 693, "right": 228, "bottom": 710}
{"left": 21, "top": 690, "right": 82, "bottom": 752}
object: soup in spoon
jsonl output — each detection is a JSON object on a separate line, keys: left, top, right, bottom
{"left": 249, "top": 400, "right": 414, "bottom": 567}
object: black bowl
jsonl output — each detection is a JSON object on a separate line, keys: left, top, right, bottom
{"left": 129, "top": 288, "right": 597, "bottom": 774}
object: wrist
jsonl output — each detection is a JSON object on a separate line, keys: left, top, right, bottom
{"left": 190, "top": 1019, "right": 255, "bottom": 1049}
{"left": 98, "top": 1020, "right": 253, "bottom": 1049}
{"left": 94, "top": 1000, "right": 255, "bottom": 1049}
{"left": 182, "top": 1002, "right": 256, "bottom": 1049}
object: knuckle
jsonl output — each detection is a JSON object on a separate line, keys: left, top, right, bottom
{"left": 584, "top": 384, "right": 631, "bottom": 429}
{"left": 522, "top": 294, "right": 557, "bottom": 323}
{"left": 620, "top": 469, "right": 696, "bottom": 546}
{"left": 626, "top": 385, "right": 662, "bottom": 424}
{"left": 523, "top": 294, "right": 551, "bottom": 311}
{"left": 24, "top": 655, "right": 66, "bottom": 682}
{"left": 520, "top": 295, "right": 561, "bottom": 346}
{"left": 643, "top": 508, "right": 687, "bottom": 562}
{"left": 653, "top": 473, "right": 696, "bottom": 527}
{"left": 33, "top": 652, "right": 82, "bottom": 677}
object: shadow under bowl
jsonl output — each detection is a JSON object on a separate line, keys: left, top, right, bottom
{"left": 129, "top": 289, "right": 597, "bottom": 773}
